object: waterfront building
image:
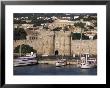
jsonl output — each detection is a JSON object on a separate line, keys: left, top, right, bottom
{"left": 48, "top": 19, "right": 74, "bottom": 30}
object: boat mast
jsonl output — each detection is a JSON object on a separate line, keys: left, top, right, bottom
{"left": 80, "top": 27, "right": 82, "bottom": 58}
{"left": 19, "top": 45, "right": 22, "bottom": 56}
{"left": 85, "top": 54, "right": 88, "bottom": 64}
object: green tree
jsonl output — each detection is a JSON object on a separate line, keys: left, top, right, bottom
{"left": 53, "top": 27, "right": 62, "bottom": 31}
{"left": 74, "top": 22, "right": 86, "bottom": 29}
{"left": 83, "top": 16, "right": 97, "bottom": 21}
{"left": 71, "top": 33, "right": 81, "bottom": 40}
{"left": 93, "top": 34, "right": 97, "bottom": 40}
{"left": 63, "top": 28, "right": 69, "bottom": 31}
{"left": 71, "top": 32, "right": 89, "bottom": 40}
{"left": 93, "top": 22, "right": 97, "bottom": 27}
{"left": 14, "top": 28, "right": 27, "bottom": 40}
{"left": 14, "top": 44, "right": 37, "bottom": 54}
{"left": 87, "top": 25, "right": 94, "bottom": 29}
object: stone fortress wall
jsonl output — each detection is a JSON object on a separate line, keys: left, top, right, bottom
{"left": 13, "top": 31, "right": 97, "bottom": 55}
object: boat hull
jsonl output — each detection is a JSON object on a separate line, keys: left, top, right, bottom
{"left": 80, "top": 63, "right": 97, "bottom": 69}
{"left": 55, "top": 59, "right": 67, "bottom": 67}
{"left": 80, "top": 65, "right": 91, "bottom": 69}
{"left": 56, "top": 63, "right": 62, "bottom": 67}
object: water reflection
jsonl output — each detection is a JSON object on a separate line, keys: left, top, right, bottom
{"left": 14, "top": 64, "right": 97, "bottom": 75}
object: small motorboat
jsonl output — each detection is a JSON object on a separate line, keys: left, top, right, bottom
{"left": 55, "top": 56, "right": 67, "bottom": 67}
{"left": 80, "top": 53, "right": 97, "bottom": 69}
{"left": 56, "top": 61, "right": 62, "bottom": 67}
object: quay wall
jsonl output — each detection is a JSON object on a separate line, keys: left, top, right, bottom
{"left": 38, "top": 60, "right": 80, "bottom": 65}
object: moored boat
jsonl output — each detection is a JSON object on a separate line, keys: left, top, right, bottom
{"left": 80, "top": 53, "right": 97, "bottom": 69}
{"left": 55, "top": 56, "right": 67, "bottom": 67}
{"left": 14, "top": 52, "right": 38, "bottom": 67}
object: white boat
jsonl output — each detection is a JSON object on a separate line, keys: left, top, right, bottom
{"left": 80, "top": 62, "right": 92, "bottom": 69}
{"left": 61, "top": 59, "right": 67, "bottom": 66}
{"left": 56, "top": 61, "right": 62, "bottom": 67}
{"left": 55, "top": 57, "right": 67, "bottom": 67}
{"left": 25, "top": 52, "right": 36, "bottom": 58}
{"left": 14, "top": 62, "right": 30, "bottom": 67}
{"left": 80, "top": 53, "right": 97, "bottom": 69}
{"left": 56, "top": 60, "right": 66, "bottom": 67}
{"left": 14, "top": 52, "right": 37, "bottom": 67}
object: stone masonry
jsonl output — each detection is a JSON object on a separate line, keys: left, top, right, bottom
{"left": 13, "top": 31, "right": 97, "bottom": 55}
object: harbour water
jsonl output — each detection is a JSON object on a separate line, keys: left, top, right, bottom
{"left": 14, "top": 64, "right": 97, "bottom": 75}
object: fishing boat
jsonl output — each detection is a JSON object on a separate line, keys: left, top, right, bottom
{"left": 80, "top": 53, "right": 97, "bottom": 69}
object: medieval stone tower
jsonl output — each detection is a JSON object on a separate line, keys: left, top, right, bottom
{"left": 54, "top": 31, "right": 71, "bottom": 55}
{"left": 36, "top": 30, "right": 54, "bottom": 55}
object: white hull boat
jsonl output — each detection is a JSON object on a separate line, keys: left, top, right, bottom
{"left": 14, "top": 53, "right": 37, "bottom": 67}
{"left": 81, "top": 63, "right": 93, "bottom": 69}
{"left": 80, "top": 53, "right": 97, "bottom": 69}
{"left": 56, "top": 62, "right": 62, "bottom": 67}
{"left": 55, "top": 59, "right": 67, "bottom": 67}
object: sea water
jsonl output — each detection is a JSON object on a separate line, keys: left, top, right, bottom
{"left": 14, "top": 64, "right": 97, "bottom": 75}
